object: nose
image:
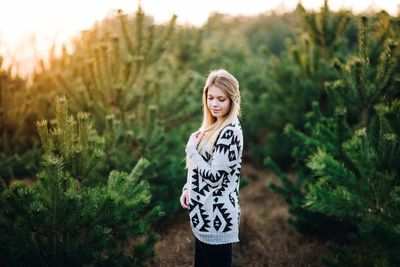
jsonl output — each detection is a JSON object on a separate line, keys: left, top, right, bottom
{"left": 210, "top": 99, "right": 218, "bottom": 107}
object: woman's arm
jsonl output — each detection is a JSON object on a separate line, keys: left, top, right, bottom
{"left": 185, "top": 128, "right": 237, "bottom": 188}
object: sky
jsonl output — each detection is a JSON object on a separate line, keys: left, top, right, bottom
{"left": 0, "top": 0, "right": 399, "bottom": 76}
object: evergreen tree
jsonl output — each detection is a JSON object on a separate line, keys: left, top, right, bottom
{"left": 268, "top": 15, "right": 400, "bottom": 266}
{"left": 0, "top": 56, "right": 41, "bottom": 181}
{"left": 306, "top": 104, "right": 400, "bottom": 266}
{"left": 0, "top": 97, "right": 163, "bottom": 266}
{"left": 297, "top": 0, "right": 350, "bottom": 60}
{"left": 242, "top": 0, "right": 353, "bottom": 168}
{"left": 54, "top": 7, "right": 177, "bottom": 131}
{"left": 42, "top": 6, "right": 203, "bottom": 216}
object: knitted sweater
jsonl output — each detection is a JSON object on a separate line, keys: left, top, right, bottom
{"left": 183, "top": 117, "right": 243, "bottom": 245}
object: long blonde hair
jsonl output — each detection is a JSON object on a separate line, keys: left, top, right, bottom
{"left": 186, "top": 69, "right": 241, "bottom": 168}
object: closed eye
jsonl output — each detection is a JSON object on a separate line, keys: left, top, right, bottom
{"left": 208, "top": 97, "right": 226, "bottom": 101}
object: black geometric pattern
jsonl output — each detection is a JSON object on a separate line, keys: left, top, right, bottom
{"left": 187, "top": 119, "right": 243, "bottom": 239}
{"left": 192, "top": 213, "right": 200, "bottom": 228}
{"left": 189, "top": 198, "right": 211, "bottom": 232}
{"left": 212, "top": 203, "right": 233, "bottom": 232}
{"left": 229, "top": 193, "right": 235, "bottom": 207}
{"left": 191, "top": 168, "right": 210, "bottom": 196}
{"left": 198, "top": 168, "right": 228, "bottom": 185}
{"left": 228, "top": 150, "right": 236, "bottom": 161}
{"left": 212, "top": 175, "right": 230, "bottom": 196}
{"left": 213, "top": 215, "right": 222, "bottom": 231}
{"left": 202, "top": 151, "right": 212, "bottom": 162}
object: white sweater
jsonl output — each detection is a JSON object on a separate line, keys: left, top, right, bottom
{"left": 183, "top": 117, "right": 243, "bottom": 245}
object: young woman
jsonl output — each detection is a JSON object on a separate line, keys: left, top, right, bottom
{"left": 180, "top": 69, "right": 243, "bottom": 267}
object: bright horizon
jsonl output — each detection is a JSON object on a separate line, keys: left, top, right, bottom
{"left": 0, "top": 0, "right": 399, "bottom": 76}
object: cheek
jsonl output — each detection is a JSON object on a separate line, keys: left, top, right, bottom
{"left": 222, "top": 101, "right": 231, "bottom": 113}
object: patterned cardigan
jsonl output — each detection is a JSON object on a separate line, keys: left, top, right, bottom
{"left": 183, "top": 117, "right": 243, "bottom": 245}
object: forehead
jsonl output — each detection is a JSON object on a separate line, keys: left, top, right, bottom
{"left": 207, "top": 85, "right": 227, "bottom": 97}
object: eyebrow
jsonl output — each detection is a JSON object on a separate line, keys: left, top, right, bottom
{"left": 207, "top": 94, "right": 226, "bottom": 98}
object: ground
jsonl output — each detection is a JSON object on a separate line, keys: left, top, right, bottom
{"left": 148, "top": 163, "right": 329, "bottom": 267}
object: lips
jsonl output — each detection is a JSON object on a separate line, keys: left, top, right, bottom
{"left": 212, "top": 109, "right": 220, "bottom": 112}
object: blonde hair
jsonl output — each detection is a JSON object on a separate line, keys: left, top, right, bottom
{"left": 186, "top": 69, "right": 241, "bottom": 168}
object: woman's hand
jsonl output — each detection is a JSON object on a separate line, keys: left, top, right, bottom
{"left": 186, "top": 130, "right": 205, "bottom": 148}
{"left": 180, "top": 189, "right": 189, "bottom": 210}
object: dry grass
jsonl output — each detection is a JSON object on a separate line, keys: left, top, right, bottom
{"left": 147, "top": 211, "right": 195, "bottom": 267}
{"left": 147, "top": 164, "right": 329, "bottom": 267}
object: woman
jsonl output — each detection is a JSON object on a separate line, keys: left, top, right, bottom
{"left": 180, "top": 69, "right": 243, "bottom": 267}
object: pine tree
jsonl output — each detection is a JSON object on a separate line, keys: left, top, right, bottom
{"left": 37, "top": 6, "right": 204, "bottom": 216}
{"left": 0, "top": 56, "right": 41, "bottom": 181}
{"left": 293, "top": 0, "right": 351, "bottom": 114}
{"left": 306, "top": 104, "right": 400, "bottom": 266}
{"left": 296, "top": 0, "right": 350, "bottom": 60}
{"left": 268, "top": 15, "right": 400, "bottom": 265}
{"left": 244, "top": 1, "right": 352, "bottom": 167}
{"left": 54, "top": 7, "right": 177, "bottom": 130}
{"left": 0, "top": 97, "right": 163, "bottom": 266}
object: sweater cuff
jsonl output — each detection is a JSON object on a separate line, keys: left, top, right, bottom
{"left": 185, "top": 145, "right": 198, "bottom": 157}
{"left": 182, "top": 182, "right": 188, "bottom": 192}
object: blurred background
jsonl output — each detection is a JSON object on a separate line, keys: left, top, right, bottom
{"left": 0, "top": 0, "right": 399, "bottom": 266}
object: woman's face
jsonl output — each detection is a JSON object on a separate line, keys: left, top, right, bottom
{"left": 207, "top": 85, "right": 231, "bottom": 121}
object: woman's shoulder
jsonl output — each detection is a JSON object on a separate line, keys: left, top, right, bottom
{"left": 212, "top": 117, "right": 243, "bottom": 154}
{"left": 217, "top": 117, "right": 242, "bottom": 141}
{"left": 222, "top": 117, "right": 242, "bottom": 133}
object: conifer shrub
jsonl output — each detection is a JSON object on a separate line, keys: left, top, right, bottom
{"left": 245, "top": 1, "right": 352, "bottom": 168}
{"left": 0, "top": 56, "right": 41, "bottom": 181}
{"left": 0, "top": 97, "right": 163, "bottom": 266}
{"left": 268, "top": 15, "right": 400, "bottom": 265}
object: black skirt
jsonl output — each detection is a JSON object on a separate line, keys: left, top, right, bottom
{"left": 194, "top": 236, "right": 232, "bottom": 267}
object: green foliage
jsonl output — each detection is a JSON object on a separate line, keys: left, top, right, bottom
{"left": 248, "top": 53, "right": 321, "bottom": 167}
{"left": 328, "top": 17, "right": 399, "bottom": 128}
{"left": 0, "top": 147, "right": 41, "bottom": 183}
{"left": 1, "top": 2, "right": 399, "bottom": 265}
{"left": 243, "top": 12, "right": 296, "bottom": 56}
{"left": 245, "top": 1, "right": 354, "bottom": 168}
{"left": 54, "top": 8, "right": 177, "bottom": 130}
{"left": 306, "top": 104, "right": 400, "bottom": 266}
{"left": 36, "top": 96, "right": 105, "bottom": 185}
{"left": 23, "top": 7, "right": 205, "bottom": 219}
{"left": 269, "top": 15, "right": 400, "bottom": 265}
{"left": 297, "top": 0, "right": 350, "bottom": 58}
{"left": 0, "top": 56, "right": 27, "bottom": 154}
{"left": 0, "top": 97, "right": 163, "bottom": 266}
{"left": 0, "top": 56, "right": 41, "bottom": 181}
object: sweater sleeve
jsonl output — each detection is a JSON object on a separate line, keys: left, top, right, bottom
{"left": 182, "top": 173, "right": 189, "bottom": 192}
{"left": 185, "top": 127, "right": 235, "bottom": 188}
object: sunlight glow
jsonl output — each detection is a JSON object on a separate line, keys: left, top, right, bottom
{"left": 0, "top": 0, "right": 398, "bottom": 76}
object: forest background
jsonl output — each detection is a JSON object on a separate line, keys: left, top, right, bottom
{"left": 0, "top": 0, "right": 399, "bottom": 266}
